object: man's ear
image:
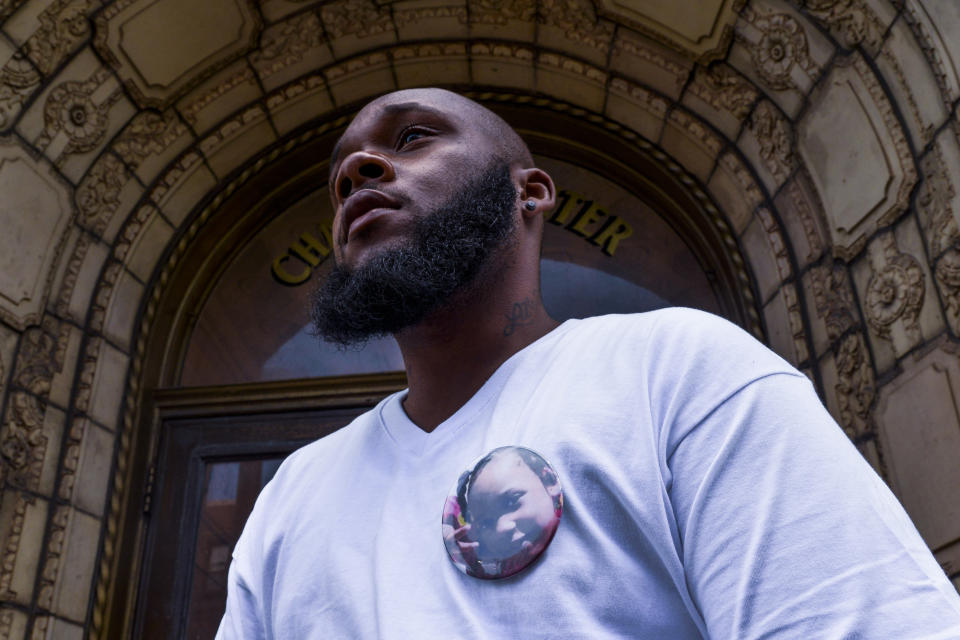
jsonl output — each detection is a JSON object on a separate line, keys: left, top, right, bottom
{"left": 516, "top": 167, "right": 556, "bottom": 219}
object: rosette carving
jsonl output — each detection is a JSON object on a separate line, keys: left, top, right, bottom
{"left": 740, "top": 9, "right": 818, "bottom": 91}
{"left": 864, "top": 233, "right": 924, "bottom": 342}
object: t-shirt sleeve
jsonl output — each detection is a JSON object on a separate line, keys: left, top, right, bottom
{"left": 215, "top": 555, "right": 266, "bottom": 640}
{"left": 654, "top": 311, "right": 960, "bottom": 638}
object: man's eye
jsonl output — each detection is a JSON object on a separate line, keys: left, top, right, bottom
{"left": 397, "top": 127, "right": 430, "bottom": 148}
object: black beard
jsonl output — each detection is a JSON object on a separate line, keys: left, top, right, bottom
{"left": 310, "top": 162, "right": 518, "bottom": 346}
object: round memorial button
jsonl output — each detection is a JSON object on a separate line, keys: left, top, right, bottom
{"left": 441, "top": 446, "right": 563, "bottom": 579}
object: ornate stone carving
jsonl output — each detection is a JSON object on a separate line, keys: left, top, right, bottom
{"left": 864, "top": 232, "right": 925, "bottom": 342}
{"left": 738, "top": 8, "right": 819, "bottom": 91}
{"left": 22, "top": 0, "right": 98, "bottom": 76}
{"left": 264, "top": 72, "right": 327, "bottom": 113}
{"left": 251, "top": 11, "right": 327, "bottom": 80}
{"left": 393, "top": 4, "right": 467, "bottom": 27}
{"left": 834, "top": 332, "right": 875, "bottom": 437}
{"left": 37, "top": 68, "right": 123, "bottom": 162}
{"left": 470, "top": 42, "right": 534, "bottom": 62}
{"left": 393, "top": 42, "right": 467, "bottom": 62}
{"left": 75, "top": 153, "right": 130, "bottom": 235}
{"left": 611, "top": 34, "right": 690, "bottom": 79}
{"left": 35, "top": 504, "right": 69, "bottom": 609}
{"left": 935, "top": 247, "right": 960, "bottom": 333}
{"left": 57, "top": 418, "right": 86, "bottom": 502}
{"left": 804, "top": 0, "right": 885, "bottom": 52}
{"left": 112, "top": 110, "right": 188, "bottom": 172}
{"left": 468, "top": 0, "right": 535, "bottom": 25}
{"left": 178, "top": 65, "right": 255, "bottom": 127}
{"left": 901, "top": 1, "right": 959, "bottom": 111}
{"left": 688, "top": 64, "right": 757, "bottom": 120}
{"left": 779, "top": 171, "right": 826, "bottom": 264}
{"left": 608, "top": 77, "right": 669, "bottom": 119}
{"left": 321, "top": 0, "right": 392, "bottom": 39}
{"left": 52, "top": 230, "right": 91, "bottom": 320}
{"left": 540, "top": 0, "right": 614, "bottom": 55}
{"left": 538, "top": 52, "right": 606, "bottom": 83}
{"left": 917, "top": 148, "right": 959, "bottom": 258}
{"left": 71, "top": 337, "right": 101, "bottom": 416}
{"left": 0, "top": 491, "right": 31, "bottom": 605}
{"left": 809, "top": 263, "right": 858, "bottom": 341}
{"left": 0, "top": 52, "right": 41, "bottom": 131}
{"left": 0, "top": 317, "right": 67, "bottom": 491}
{"left": 749, "top": 100, "right": 794, "bottom": 184}
{"left": 147, "top": 150, "right": 205, "bottom": 205}
{"left": 916, "top": 149, "right": 960, "bottom": 334}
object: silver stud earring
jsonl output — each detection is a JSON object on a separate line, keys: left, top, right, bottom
{"left": 524, "top": 200, "right": 537, "bottom": 211}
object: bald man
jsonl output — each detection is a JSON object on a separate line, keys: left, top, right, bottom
{"left": 217, "top": 89, "right": 960, "bottom": 639}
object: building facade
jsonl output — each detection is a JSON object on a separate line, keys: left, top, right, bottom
{"left": 0, "top": 0, "right": 959, "bottom": 637}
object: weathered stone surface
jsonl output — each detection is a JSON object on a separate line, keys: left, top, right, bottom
{"left": 393, "top": 44, "right": 470, "bottom": 89}
{"left": 250, "top": 10, "right": 334, "bottom": 92}
{"left": 0, "top": 490, "right": 49, "bottom": 606}
{"left": 876, "top": 345, "right": 960, "bottom": 550}
{"left": 85, "top": 342, "right": 129, "bottom": 430}
{"left": 903, "top": 0, "right": 960, "bottom": 107}
{"left": 198, "top": 106, "right": 277, "bottom": 179}
{"left": 265, "top": 73, "right": 334, "bottom": 135}
{"left": 176, "top": 60, "right": 262, "bottom": 136}
{"left": 94, "top": 0, "right": 262, "bottom": 109}
{"left": 762, "top": 283, "right": 806, "bottom": 365}
{"left": 0, "top": 138, "right": 72, "bottom": 330}
{"left": 708, "top": 151, "right": 764, "bottom": 234}
{"left": 392, "top": 0, "right": 468, "bottom": 43}
{"left": 876, "top": 17, "right": 949, "bottom": 149}
{"left": 49, "top": 508, "right": 101, "bottom": 622}
{"left": 773, "top": 169, "right": 828, "bottom": 270}
{"left": 604, "top": 77, "right": 667, "bottom": 142}
{"left": 470, "top": 43, "right": 535, "bottom": 91}
{"left": 609, "top": 27, "right": 692, "bottom": 100}
{"left": 149, "top": 151, "right": 218, "bottom": 226}
{"left": 596, "top": 0, "right": 741, "bottom": 63}
{"left": 798, "top": 54, "right": 917, "bottom": 261}
{"left": 535, "top": 53, "right": 607, "bottom": 113}
{"left": 71, "top": 421, "right": 114, "bottom": 517}
{"left": 102, "top": 269, "right": 144, "bottom": 353}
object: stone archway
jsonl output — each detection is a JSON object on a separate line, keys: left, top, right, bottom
{"left": 1, "top": 1, "right": 960, "bottom": 637}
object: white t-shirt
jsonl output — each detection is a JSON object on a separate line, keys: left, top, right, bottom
{"left": 217, "top": 309, "right": 960, "bottom": 639}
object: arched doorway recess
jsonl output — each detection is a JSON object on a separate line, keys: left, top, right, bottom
{"left": 109, "top": 93, "right": 763, "bottom": 637}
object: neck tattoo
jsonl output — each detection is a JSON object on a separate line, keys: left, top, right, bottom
{"left": 503, "top": 297, "right": 536, "bottom": 336}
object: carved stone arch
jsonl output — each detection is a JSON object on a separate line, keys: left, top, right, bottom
{"left": 83, "top": 67, "right": 841, "bottom": 631}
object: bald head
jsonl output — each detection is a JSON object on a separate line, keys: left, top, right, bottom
{"left": 332, "top": 88, "right": 533, "bottom": 170}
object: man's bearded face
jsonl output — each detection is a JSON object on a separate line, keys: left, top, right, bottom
{"left": 310, "top": 161, "right": 517, "bottom": 346}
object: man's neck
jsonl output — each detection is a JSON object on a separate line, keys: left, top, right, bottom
{"left": 395, "top": 288, "right": 559, "bottom": 433}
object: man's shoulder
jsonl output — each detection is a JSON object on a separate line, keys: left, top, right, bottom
{"left": 569, "top": 308, "right": 799, "bottom": 392}
{"left": 569, "top": 307, "right": 765, "bottom": 354}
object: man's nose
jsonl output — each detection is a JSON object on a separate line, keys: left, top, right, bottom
{"left": 335, "top": 151, "right": 395, "bottom": 200}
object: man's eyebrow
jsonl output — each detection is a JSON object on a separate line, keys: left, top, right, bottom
{"left": 380, "top": 101, "right": 446, "bottom": 119}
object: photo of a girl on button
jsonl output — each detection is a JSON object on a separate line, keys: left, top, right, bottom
{"left": 442, "top": 446, "right": 563, "bottom": 579}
